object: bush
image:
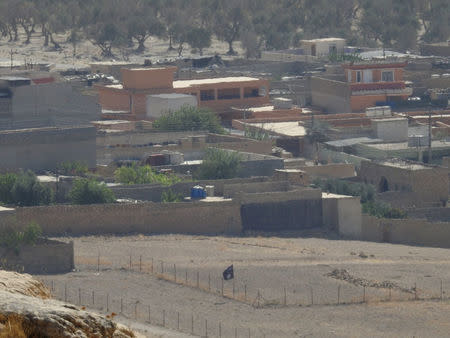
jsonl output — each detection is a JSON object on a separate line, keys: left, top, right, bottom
{"left": 0, "top": 173, "right": 18, "bottom": 205}
{"left": 196, "top": 148, "right": 242, "bottom": 180}
{"left": 313, "top": 178, "right": 375, "bottom": 203}
{"left": 161, "top": 190, "right": 183, "bottom": 203}
{"left": 114, "top": 164, "right": 181, "bottom": 186}
{"left": 0, "top": 222, "right": 43, "bottom": 252}
{"left": 57, "top": 161, "right": 89, "bottom": 176}
{"left": 10, "top": 171, "right": 53, "bottom": 207}
{"left": 362, "top": 201, "right": 407, "bottom": 219}
{"left": 152, "top": 106, "right": 224, "bottom": 134}
{"left": 69, "top": 178, "right": 116, "bottom": 205}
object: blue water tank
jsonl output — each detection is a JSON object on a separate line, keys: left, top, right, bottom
{"left": 191, "top": 185, "right": 206, "bottom": 199}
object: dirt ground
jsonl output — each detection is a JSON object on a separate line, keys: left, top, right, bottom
{"left": 36, "top": 233, "right": 450, "bottom": 337}
{"left": 0, "top": 31, "right": 244, "bottom": 69}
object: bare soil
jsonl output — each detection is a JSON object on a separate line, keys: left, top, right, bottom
{"left": 36, "top": 233, "right": 450, "bottom": 337}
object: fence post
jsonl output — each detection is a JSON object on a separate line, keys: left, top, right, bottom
{"left": 337, "top": 285, "right": 340, "bottom": 305}
{"left": 97, "top": 253, "right": 100, "bottom": 272}
{"left": 78, "top": 288, "right": 81, "bottom": 305}
{"left": 174, "top": 264, "right": 177, "bottom": 282}
{"left": 440, "top": 279, "right": 443, "bottom": 300}
{"left": 139, "top": 255, "right": 142, "bottom": 272}
{"left": 51, "top": 280, "right": 54, "bottom": 292}
{"left": 284, "top": 287, "right": 287, "bottom": 306}
{"left": 219, "top": 322, "right": 222, "bottom": 338}
{"left": 107, "top": 293, "right": 110, "bottom": 312}
{"left": 244, "top": 284, "right": 247, "bottom": 301}
{"left": 233, "top": 279, "right": 235, "bottom": 297}
{"left": 310, "top": 287, "right": 313, "bottom": 305}
{"left": 205, "top": 319, "right": 208, "bottom": 337}
{"left": 121, "top": 298, "right": 123, "bottom": 314}
{"left": 221, "top": 278, "right": 224, "bottom": 296}
{"left": 64, "top": 283, "right": 67, "bottom": 302}
{"left": 389, "top": 288, "right": 392, "bottom": 301}
{"left": 414, "top": 282, "right": 417, "bottom": 300}
{"left": 92, "top": 290, "right": 95, "bottom": 305}
{"left": 148, "top": 305, "right": 151, "bottom": 323}
{"left": 363, "top": 286, "right": 366, "bottom": 303}
{"left": 208, "top": 273, "right": 211, "bottom": 291}
{"left": 129, "top": 255, "right": 132, "bottom": 270}
{"left": 161, "top": 261, "right": 164, "bottom": 274}
{"left": 134, "top": 303, "right": 137, "bottom": 319}
{"left": 186, "top": 270, "right": 188, "bottom": 284}
{"left": 151, "top": 258, "right": 154, "bottom": 273}
{"left": 191, "top": 313, "right": 194, "bottom": 334}
{"left": 162, "top": 309, "right": 166, "bottom": 327}
{"left": 197, "top": 271, "right": 199, "bottom": 288}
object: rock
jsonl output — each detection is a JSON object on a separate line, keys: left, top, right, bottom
{"left": 0, "top": 270, "right": 134, "bottom": 338}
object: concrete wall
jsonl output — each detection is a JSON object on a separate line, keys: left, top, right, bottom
{"left": 323, "top": 194, "right": 362, "bottom": 239}
{"left": 407, "top": 207, "right": 450, "bottom": 222}
{"left": 146, "top": 94, "right": 197, "bottom": 119}
{"left": 310, "top": 77, "right": 351, "bottom": 113}
{"left": 223, "top": 180, "right": 290, "bottom": 198}
{"left": 239, "top": 188, "right": 323, "bottom": 231}
{"left": 0, "top": 239, "right": 74, "bottom": 274}
{"left": 12, "top": 201, "right": 242, "bottom": 236}
{"left": 362, "top": 215, "right": 450, "bottom": 248}
{"left": 0, "top": 126, "right": 96, "bottom": 171}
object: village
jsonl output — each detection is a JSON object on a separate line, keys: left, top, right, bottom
{"left": 0, "top": 2, "right": 450, "bottom": 336}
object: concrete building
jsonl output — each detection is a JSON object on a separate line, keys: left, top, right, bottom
{"left": 146, "top": 93, "right": 197, "bottom": 119}
{"left": 310, "top": 61, "right": 412, "bottom": 113}
{"left": 97, "top": 67, "right": 270, "bottom": 121}
{"left": 358, "top": 159, "right": 449, "bottom": 207}
{"left": 0, "top": 75, "right": 100, "bottom": 129}
{"left": 372, "top": 118, "right": 408, "bottom": 142}
{"left": 300, "top": 38, "right": 346, "bottom": 57}
{"left": 0, "top": 126, "right": 96, "bottom": 172}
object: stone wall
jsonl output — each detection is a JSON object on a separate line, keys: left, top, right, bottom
{"left": 0, "top": 239, "right": 74, "bottom": 274}
{"left": 0, "top": 126, "right": 96, "bottom": 171}
{"left": 297, "top": 163, "right": 356, "bottom": 179}
{"left": 362, "top": 215, "right": 450, "bottom": 248}
{"left": 13, "top": 202, "right": 242, "bottom": 236}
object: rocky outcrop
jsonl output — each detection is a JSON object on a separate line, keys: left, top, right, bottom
{"left": 0, "top": 270, "right": 134, "bottom": 338}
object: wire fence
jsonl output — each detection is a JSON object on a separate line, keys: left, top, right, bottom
{"left": 75, "top": 254, "right": 450, "bottom": 308}
{"left": 40, "top": 279, "right": 275, "bottom": 338}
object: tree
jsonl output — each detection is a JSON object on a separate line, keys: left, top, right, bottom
{"left": 186, "top": 27, "right": 211, "bottom": 55}
{"left": 152, "top": 106, "right": 224, "bottom": 134}
{"left": 16, "top": 0, "right": 38, "bottom": 44}
{"left": 10, "top": 171, "right": 53, "bottom": 206}
{"left": 114, "top": 164, "right": 181, "bottom": 185}
{"left": 418, "top": 0, "right": 450, "bottom": 43}
{"left": 212, "top": 0, "right": 249, "bottom": 55}
{"left": 196, "top": 148, "right": 242, "bottom": 180}
{"left": 69, "top": 178, "right": 116, "bottom": 205}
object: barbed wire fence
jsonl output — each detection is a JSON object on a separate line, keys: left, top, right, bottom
{"left": 40, "top": 279, "right": 276, "bottom": 338}
{"left": 75, "top": 253, "right": 449, "bottom": 308}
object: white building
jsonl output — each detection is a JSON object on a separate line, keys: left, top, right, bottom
{"left": 146, "top": 93, "right": 197, "bottom": 119}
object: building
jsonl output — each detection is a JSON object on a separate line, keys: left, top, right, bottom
{"left": 96, "top": 67, "right": 270, "bottom": 121}
{"left": 0, "top": 74, "right": 100, "bottom": 129}
{"left": 300, "top": 38, "right": 346, "bottom": 57}
{"left": 358, "top": 159, "right": 448, "bottom": 208}
{"left": 310, "top": 61, "right": 412, "bottom": 113}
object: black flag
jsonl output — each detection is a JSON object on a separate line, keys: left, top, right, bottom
{"left": 223, "top": 265, "right": 234, "bottom": 280}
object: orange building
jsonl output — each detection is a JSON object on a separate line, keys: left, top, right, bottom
{"left": 342, "top": 62, "right": 412, "bottom": 112}
{"left": 311, "top": 61, "right": 412, "bottom": 113}
{"left": 96, "top": 66, "right": 270, "bottom": 120}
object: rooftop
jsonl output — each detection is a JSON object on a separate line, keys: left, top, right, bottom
{"left": 378, "top": 159, "right": 431, "bottom": 170}
{"left": 243, "top": 121, "right": 306, "bottom": 137}
{"left": 301, "top": 38, "right": 346, "bottom": 43}
{"left": 148, "top": 93, "right": 195, "bottom": 99}
{"left": 173, "top": 77, "right": 260, "bottom": 89}
{"left": 325, "top": 137, "right": 382, "bottom": 148}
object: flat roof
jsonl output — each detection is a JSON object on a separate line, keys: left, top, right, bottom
{"left": 322, "top": 192, "right": 355, "bottom": 199}
{"left": 326, "top": 137, "right": 382, "bottom": 147}
{"left": 148, "top": 93, "right": 195, "bottom": 99}
{"left": 244, "top": 121, "right": 306, "bottom": 137}
{"left": 173, "top": 77, "right": 260, "bottom": 89}
{"left": 371, "top": 118, "right": 407, "bottom": 123}
{"left": 302, "top": 38, "right": 345, "bottom": 43}
{"left": 365, "top": 140, "right": 450, "bottom": 151}
{"left": 378, "top": 159, "right": 431, "bottom": 170}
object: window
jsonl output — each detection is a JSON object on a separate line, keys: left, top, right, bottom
{"left": 356, "top": 71, "right": 362, "bottom": 83}
{"left": 244, "top": 87, "right": 259, "bottom": 98}
{"left": 382, "top": 71, "right": 394, "bottom": 82}
{"left": 200, "top": 89, "right": 215, "bottom": 101}
{"left": 217, "top": 88, "right": 240, "bottom": 100}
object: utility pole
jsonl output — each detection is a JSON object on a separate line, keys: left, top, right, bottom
{"left": 428, "top": 111, "right": 432, "bottom": 164}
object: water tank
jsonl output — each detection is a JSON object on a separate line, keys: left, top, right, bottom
{"left": 190, "top": 185, "right": 206, "bottom": 199}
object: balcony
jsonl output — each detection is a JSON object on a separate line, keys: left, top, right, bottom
{"left": 350, "top": 82, "right": 413, "bottom": 96}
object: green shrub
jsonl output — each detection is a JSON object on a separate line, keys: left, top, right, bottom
{"left": 57, "top": 161, "right": 89, "bottom": 176}
{"left": 0, "top": 222, "right": 43, "bottom": 252}
{"left": 196, "top": 148, "right": 242, "bottom": 180}
{"left": 161, "top": 190, "right": 183, "bottom": 203}
{"left": 313, "top": 178, "right": 375, "bottom": 203}
{"left": 0, "top": 173, "right": 18, "bottom": 205}
{"left": 152, "top": 106, "right": 224, "bottom": 134}
{"left": 69, "top": 178, "right": 116, "bottom": 205}
{"left": 362, "top": 201, "right": 407, "bottom": 219}
{"left": 6, "top": 171, "right": 53, "bottom": 206}
{"left": 114, "top": 164, "right": 181, "bottom": 186}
